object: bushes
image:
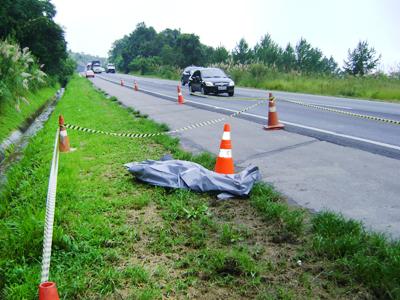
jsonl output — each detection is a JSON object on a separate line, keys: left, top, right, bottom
{"left": 128, "top": 56, "right": 162, "bottom": 75}
{"left": 208, "top": 63, "right": 400, "bottom": 101}
{"left": 128, "top": 56, "right": 180, "bottom": 80}
{"left": 0, "top": 40, "right": 48, "bottom": 110}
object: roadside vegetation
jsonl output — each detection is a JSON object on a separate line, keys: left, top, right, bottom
{"left": 0, "top": 0, "right": 74, "bottom": 144}
{"left": 108, "top": 22, "right": 400, "bottom": 102}
{"left": 1, "top": 76, "right": 399, "bottom": 299}
{"left": 1, "top": 0, "right": 75, "bottom": 85}
{"left": 226, "top": 63, "right": 400, "bottom": 102}
{"left": 0, "top": 40, "right": 59, "bottom": 142}
{"left": 0, "top": 85, "right": 58, "bottom": 142}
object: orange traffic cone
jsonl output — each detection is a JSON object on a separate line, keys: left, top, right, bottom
{"left": 264, "top": 93, "right": 284, "bottom": 130}
{"left": 39, "top": 281, "right": 60, "bottom": 300}
{"left": 215, "top": 123, "right": 234, "bottom": 174}
{"left": 177, "top": 85, "right": 184, "bottom": 104}
{"left": 59, "top": 115, "right": 70, "bottom": 152}
{"left": 134, "top": 80, "right": 139, "bottom": 91}
{"left": 120, "top": 79, "right": 124, "bottom": 86}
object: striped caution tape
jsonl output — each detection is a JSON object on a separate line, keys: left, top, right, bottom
{"left": 40, "top": 129, "right": 60, "bottom": 283}
{"left": 98, "top": 75, "right": 400, "bottom": 125}
{"left": 64, "top": 100, "right": 264, "bottom": 138}
{"left": 279, "top": 98, "right": 400, "bottom": 125}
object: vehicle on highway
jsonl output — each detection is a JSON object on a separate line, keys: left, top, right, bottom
{"left": 181, "top": 66, "right": 203, "bottom": 86}
{"left": 188, "top": 67, "right": 234, "bottom": 96}
{"left": 106, "top": 63, "right": 116, "bottom": 73}
{"left": 92, "top": 62, "right": 102, "bottom": 73}
{"left": 85, "top": 69, "right": 95, "bottom": 78}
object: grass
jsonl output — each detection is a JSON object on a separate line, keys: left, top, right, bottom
{"left": 232, "top": 70, "right": 400, "bottom": 103}
{"left": 0, "top": 75, "right": 399, "bottom": 299}
{"left": 0, "top": 85, "right": 59, "bottom": 142}
{"left": 129, "top": 63, "right": 400, "bottom": 102}
{"left": 311, "top": 212, "right": 400, "bottom": 298}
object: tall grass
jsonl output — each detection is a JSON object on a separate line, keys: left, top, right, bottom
{"left": 0, "top": 40, "right": 49, "bottom": 109}
{"left": 132, "top": 61, "right": 400, "bottom": 102}
{"left": 0, "top": 40, "right": 56, "bottom": 141}
{"left": 218, "top": 63, "right": 400, "bottom": 102}
{"left": 311, "top": 212, "right": 400, "bottom": 299}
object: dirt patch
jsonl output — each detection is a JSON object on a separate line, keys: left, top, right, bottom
{"left": 112, "top": 196, "right": 372, "bottom": 299}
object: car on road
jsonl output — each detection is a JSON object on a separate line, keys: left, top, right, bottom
{"left": 106, "top": 63, "right": 116, "bottom": 73}
{"left": 181, "top": 66, "right": 203, "bottom": 86}
{"left": 188, "top": 67, "right": 234, "bottom": 96}
{"left": 85, "top": 69, "right": 95, "bottom": 78}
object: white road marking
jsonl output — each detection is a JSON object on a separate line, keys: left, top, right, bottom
{"left": 307, "top": 103, "right": 353, "bottom": 110}
{"left": 99, "top": 77, "right": 400, "bottom": 152}
{"left": 186, "top": 99, "right": 400, "bottom": 152}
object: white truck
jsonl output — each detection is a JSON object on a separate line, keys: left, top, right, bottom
{"left": 106, "top": 63, "right": 116, "bottom": 73}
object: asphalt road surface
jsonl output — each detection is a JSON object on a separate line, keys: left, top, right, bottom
{"left": 91, "top": 73, "right": 400, "bottom": 239}
{"left": 100, "top": 72, "right": 400, "bottom": 159}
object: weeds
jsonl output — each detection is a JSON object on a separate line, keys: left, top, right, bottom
{"left": 179, "top": 247, "right": 260, "bottom": 283}
{"left": 219, "top": 224, "right": 245, "bottom": 245}
{"left": 250, "top": 183, "right": 305, "bottom": 240}
{"left": 124, "top": 265, "right": 150, "bottom": 285}
{"left": 311, "top": 212, "right": 400, "bottom": 298}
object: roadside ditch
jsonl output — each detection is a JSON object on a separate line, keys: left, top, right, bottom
{"left": 0, "top": 88, "right": 64, "bottom": 185}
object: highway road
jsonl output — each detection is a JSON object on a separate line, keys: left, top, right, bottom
{"left": 91, "top": 73, "right": 400, "bottom": 239}
{"left": 100, "top": 73, "right": 400, "bottom": 159}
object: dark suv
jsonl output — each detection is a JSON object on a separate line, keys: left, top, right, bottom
{"left": 188, "top": 68, "right": 234, "bottom": 96}
{"left": 181, "top": 66, "right": 203, "bottom": 86}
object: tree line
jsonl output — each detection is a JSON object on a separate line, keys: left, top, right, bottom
{"left": 109, "top": 22, "right": 381, "bottom": 77}
{"left": 0, "top": 0, "right": 75, "bottom": 86}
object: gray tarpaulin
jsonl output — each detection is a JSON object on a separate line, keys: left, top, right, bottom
{"left": 125, "top": 156, "right": 261, "bottom": 199}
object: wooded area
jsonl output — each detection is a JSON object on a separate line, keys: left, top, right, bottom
{"left": 109, "top": 22, "right": 386, "bottom": 77}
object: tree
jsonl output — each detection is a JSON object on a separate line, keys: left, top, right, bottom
{"left": 295, "top": 38, "right": 323, "bottom": 73}
{"left": 212, "top": 46, "right": 230, "bottom": 64}
{"left": 176, "top": 33, "right": 204, "bottom": 67}
{"left": 294, "top": 38, "right": 338, "bottom": 74}
{"left": 159, "top": 28, "right": 181, "bottom": 49}
{"left": 0, "top": 0, "right": 70, "bottom": 79}
{"left": 19, "top": 17, "right": 67, "bottom": 75}
{"left": 232, "top": 38, "right": 252, "bottom": 64}
{"left": 160, "top": 44, "right": 177, "bottom": 65}
{"left": 344, "top": 41, "right": 381, "bottom": 76}
{"left": 280, "top": 43, "right": 297, "bottom": 72}
{"left": 321, "top": 56, "right": 338, "bottom": 74}
{"left": 253, "top": 34, "right": 282, "bottom": 67}
{"left": 109, "top": 24, "right": 209, "bottom": 71}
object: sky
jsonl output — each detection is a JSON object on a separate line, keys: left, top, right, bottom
{"left": 52, "top": 0, "right": 400, "bottom": 70}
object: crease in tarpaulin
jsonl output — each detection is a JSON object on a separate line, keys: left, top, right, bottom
{"left": 125, "top": 155, "right": 261, "bottom": 200}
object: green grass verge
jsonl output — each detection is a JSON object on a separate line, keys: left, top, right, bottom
{"left": 1, "top": 75, "right": 399, "bottom": 299}
{"left": 0, "top": 85, "right": 59, "bottom": 142}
